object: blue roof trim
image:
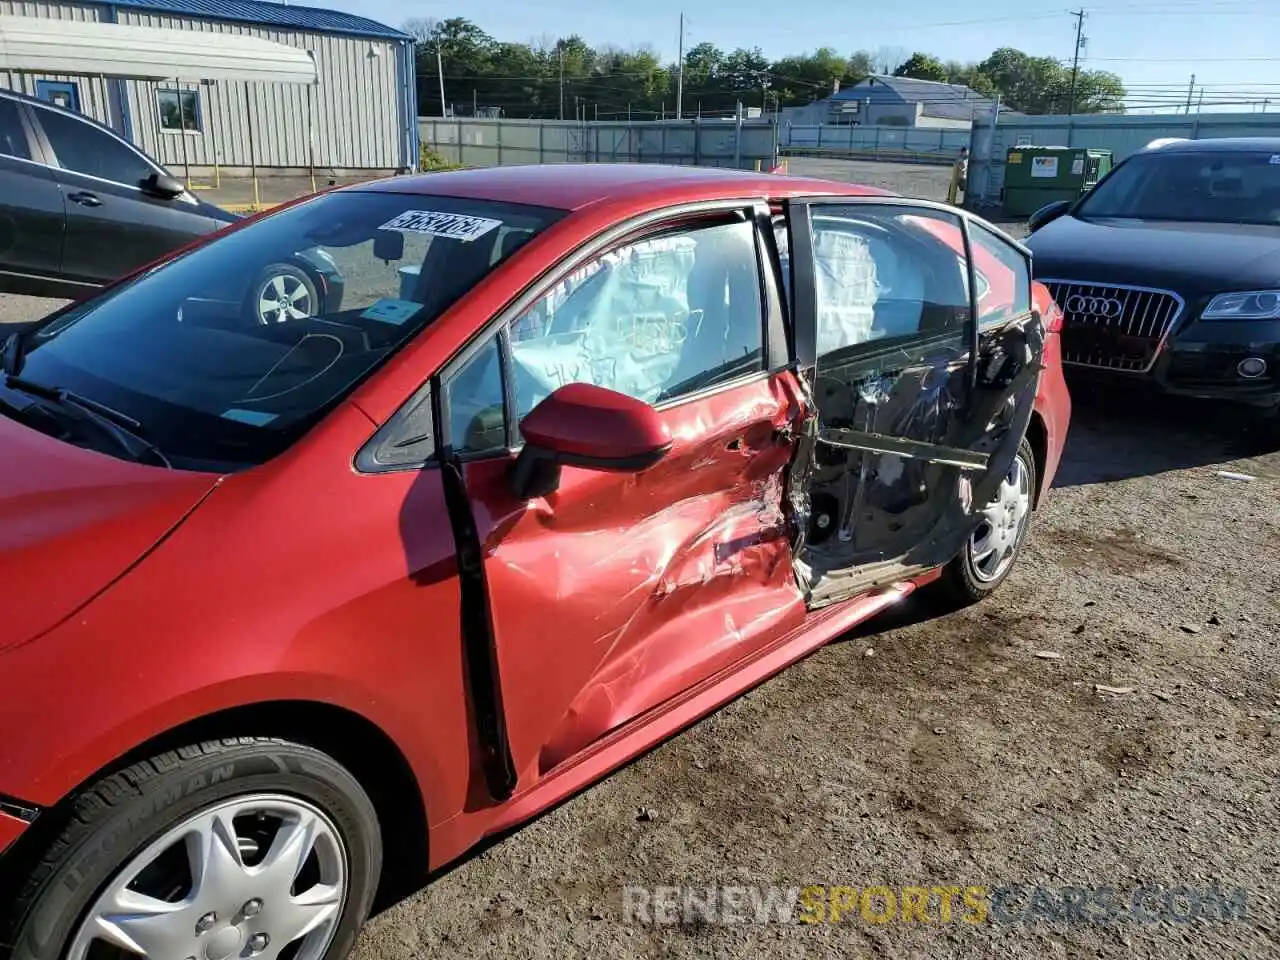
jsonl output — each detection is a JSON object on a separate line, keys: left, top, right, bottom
{"left": 85, "top": 0, "right": 410, "bottom": 40}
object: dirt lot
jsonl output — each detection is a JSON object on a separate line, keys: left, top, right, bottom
{"left": 348, "top": 386, "right": 1279, "bottom": 960}
{"left": 2, "top": 158, "right": 1277, "bottom": 958}
{"left": 354, "top": 161, "right": 1280, "bottom": 960}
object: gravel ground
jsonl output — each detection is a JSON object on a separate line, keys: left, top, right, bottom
{"left": 3, "top": 158, "right": 1277, "bottom": 959}
{"left": 786, "top": 157, "right": 957, "bottom": 201}
{"left": 356, "top": 161, "right": 1280, "bottom": 959}
{"left": 0, "top": 294, "right": 67, "bottom": 324}
{"left": 349, "top": 384, "right": 1279, "bottom": 960}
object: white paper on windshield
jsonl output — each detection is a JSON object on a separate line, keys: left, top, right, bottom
{"left": 378, "top": 210, "right": 502, "bottom": 242}
{"left": 361, "top": 298, "right": 423, "bottom": 325}
{"left": 1270, "top": 155, "right": 1280, "bottom": 164}
{"left": 221, "top": 408, "right": 277, "bottom": 426}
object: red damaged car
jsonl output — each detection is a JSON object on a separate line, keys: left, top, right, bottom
{"left": 0, "top": 165, "right": 1069, "bottom": 960}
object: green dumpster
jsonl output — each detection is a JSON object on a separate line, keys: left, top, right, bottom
{"left": 1002, "top": 146, "right": 1112, "bottom": 218}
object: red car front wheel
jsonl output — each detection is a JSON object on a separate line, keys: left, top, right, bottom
{"left": 0, "top": 739, "right": 381, "bottom": 960}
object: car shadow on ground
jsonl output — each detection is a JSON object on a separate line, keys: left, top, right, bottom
{"left": 1052, "top": 374, "right": 1278, "bottom": 487}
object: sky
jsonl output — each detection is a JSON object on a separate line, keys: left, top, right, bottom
{"left": 327, "top": 0, "right": 1280, "bottom": 114}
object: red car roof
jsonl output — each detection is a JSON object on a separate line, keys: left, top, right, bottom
{"left": 350, "top": 162, "right": 893, "bottom": 211}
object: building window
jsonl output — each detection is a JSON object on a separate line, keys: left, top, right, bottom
{"left": 36, "top": 80, "right": 81, "bottom": 112}
{"left": 156, "top": 87, "right": 201, "bottom": 133}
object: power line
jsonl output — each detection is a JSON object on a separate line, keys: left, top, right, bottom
{"left": 1084, "top": 55, "right": 1280, "bottom": 62}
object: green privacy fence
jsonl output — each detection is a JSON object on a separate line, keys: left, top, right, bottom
{"left": 418, "top": 117, "right": 780, "bottom": 171}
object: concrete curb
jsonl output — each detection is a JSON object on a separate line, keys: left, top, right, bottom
{"left": 218, "top": 201, "right": 283, "bottom": 214}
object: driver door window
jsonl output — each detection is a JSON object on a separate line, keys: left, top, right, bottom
{"left": 809, "top": 205, "right": 971, "bottom": 357}
{"left": 443, "top": 217, "right": 768, "bottom": 456}
{"left": 34, "top": 106, "right": 156, "bottom": 186}
{"left": 968, "top": 221, "right": 1032, "bottom": 329}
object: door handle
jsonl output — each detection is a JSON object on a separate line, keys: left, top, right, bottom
{"left": 67, "top": 191, "right": 102, "bottom": 207}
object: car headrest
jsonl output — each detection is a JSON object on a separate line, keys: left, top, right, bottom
{"left": 499, "top": 228, "right": 535, "bottom": 260}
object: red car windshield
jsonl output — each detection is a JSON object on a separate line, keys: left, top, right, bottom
{"left": 7, "top": 191, "right": 564, "bottom": 470}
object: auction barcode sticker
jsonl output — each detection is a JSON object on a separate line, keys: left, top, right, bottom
{"left": 378, "top": 210, "right": 502, "bottom": 242}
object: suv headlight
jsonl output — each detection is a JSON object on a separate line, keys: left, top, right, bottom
{"left": 1201, "top": 291, "right": 1280, "bottom": 320}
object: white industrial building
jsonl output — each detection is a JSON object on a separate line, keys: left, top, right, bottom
{"left": 0, "top": 0, "right": 417, "bottom": 175}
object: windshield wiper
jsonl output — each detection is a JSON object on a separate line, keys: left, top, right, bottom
{"left": 3, "top": 375, "right": 171, "bottom": 467}
{"left": 1, "top": 330, "right": 24, "bottom": 377}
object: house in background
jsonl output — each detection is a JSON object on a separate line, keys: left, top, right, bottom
{"left": 781, "top": 75, "right": 1011, "bottom": 130}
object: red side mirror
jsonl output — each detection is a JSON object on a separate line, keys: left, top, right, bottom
{"left": 511, "top": 383, "right": 672, "bottom": 498}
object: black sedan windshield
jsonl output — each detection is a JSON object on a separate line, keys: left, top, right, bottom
{"left": 1076, "top": 150, "right": 1280, "bottom": 226}
{"left": 9, "top": 191, "right": 563, "bottom": 469}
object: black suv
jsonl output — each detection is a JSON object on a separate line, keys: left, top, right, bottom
{"left": 1025, "top": 137, "right": 1280, "bottom": 419}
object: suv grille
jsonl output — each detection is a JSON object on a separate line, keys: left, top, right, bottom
{"left": 1042, "top": 280, "right": 1183, "bottom": 372}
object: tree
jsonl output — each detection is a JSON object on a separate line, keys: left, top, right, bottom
{"left": 1070, "top": 69, "right": 1126, "bottom": 114}
{"left": 894, "top": 53, "right": 948, "bottom": 83}
{"left": 975, "top": 46, "right": 1124, "bottom": 114}
{"left": 977, "top": 47, "right": 1068, "bottom": 113}
{"left": 403, "top": 23, "right": 1125, "bottom": 120}
{"left": 721, "top": 47, "right": 772, "bottom": 105}
{"left": 871, "top": 45, "right": 910, "bottom": 75}
{"left": 846, "top": 51, "right": 875, "bottom": 81}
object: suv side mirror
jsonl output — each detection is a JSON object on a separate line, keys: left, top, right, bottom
{"left": 142, "top": 172, "right": 185, "bottom": 199}
{"left": 510, "top": 383, "right": 673, "bottom": 499}
{"left": 1027, "top": 199, "right": 1072, "bottom": 233}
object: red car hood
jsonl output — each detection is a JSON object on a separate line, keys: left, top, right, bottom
{"left": 0, "top": 417, "right": 220, "bottom": 651}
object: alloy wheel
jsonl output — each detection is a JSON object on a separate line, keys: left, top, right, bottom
{"left": 966, "top": 452, "right": 1033, "bottom": 583}
{"left": 66, "top": 794, "right": 348, "bottom": 960}
{"left": 256, "top": 273, "right": 314, "bottom": 324}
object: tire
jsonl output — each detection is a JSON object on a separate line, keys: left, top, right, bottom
{"left": 0, "top": 738, "right": 381, "bottom": 960}
{"left": 936, "top": 435, "right": 1037, "bottom": 607}
{"left": 246, "top": 262, "right": 320, "bottom": 325}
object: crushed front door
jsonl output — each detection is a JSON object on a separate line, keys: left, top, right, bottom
{"left": 780, "top": 198, "right": 1044, "bottom": 607}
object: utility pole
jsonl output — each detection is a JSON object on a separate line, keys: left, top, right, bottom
{"left": 1067, "top": 8, "right": 1086, "bottom": 116}
{"left": 675, "top": 12, "right": 685, "bottom": 120}
{"left": 1184, "top": 74, "right": 1196, "bottom": 114}
{"left": 436, "top": 43, "right": 447, "bottom": 119}
{"left": 558, "top": 45, "right": 565, "bottom": 120}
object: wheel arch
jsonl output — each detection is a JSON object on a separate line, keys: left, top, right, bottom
{"left": 1025, "top": 409, "right": 1049, "bottom": 508}
{"left": 1, "top": 701, "right": 430, "bottom": 911}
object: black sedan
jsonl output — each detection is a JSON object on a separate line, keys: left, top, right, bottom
{"left": 1025, "top": 137, "right": 1280, "bottom": 418}
{"left": 1, "top": 88, "right": 342, "bottom": 324}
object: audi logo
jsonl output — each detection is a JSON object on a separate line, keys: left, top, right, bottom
{"left": 1065, "top": 295, "right": 1124, "bottom": 318}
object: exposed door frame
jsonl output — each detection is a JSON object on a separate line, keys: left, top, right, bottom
{"left": 779, "top": 194, "right": 1044, "bottom": 601}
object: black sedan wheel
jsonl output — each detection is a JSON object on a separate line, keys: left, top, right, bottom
{"left": 248, "top": 263, "right": 320, "bottom": 325}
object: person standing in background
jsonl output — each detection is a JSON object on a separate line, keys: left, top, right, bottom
{"left": 948, "top": 147, "right": 969, "bottom": 206}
